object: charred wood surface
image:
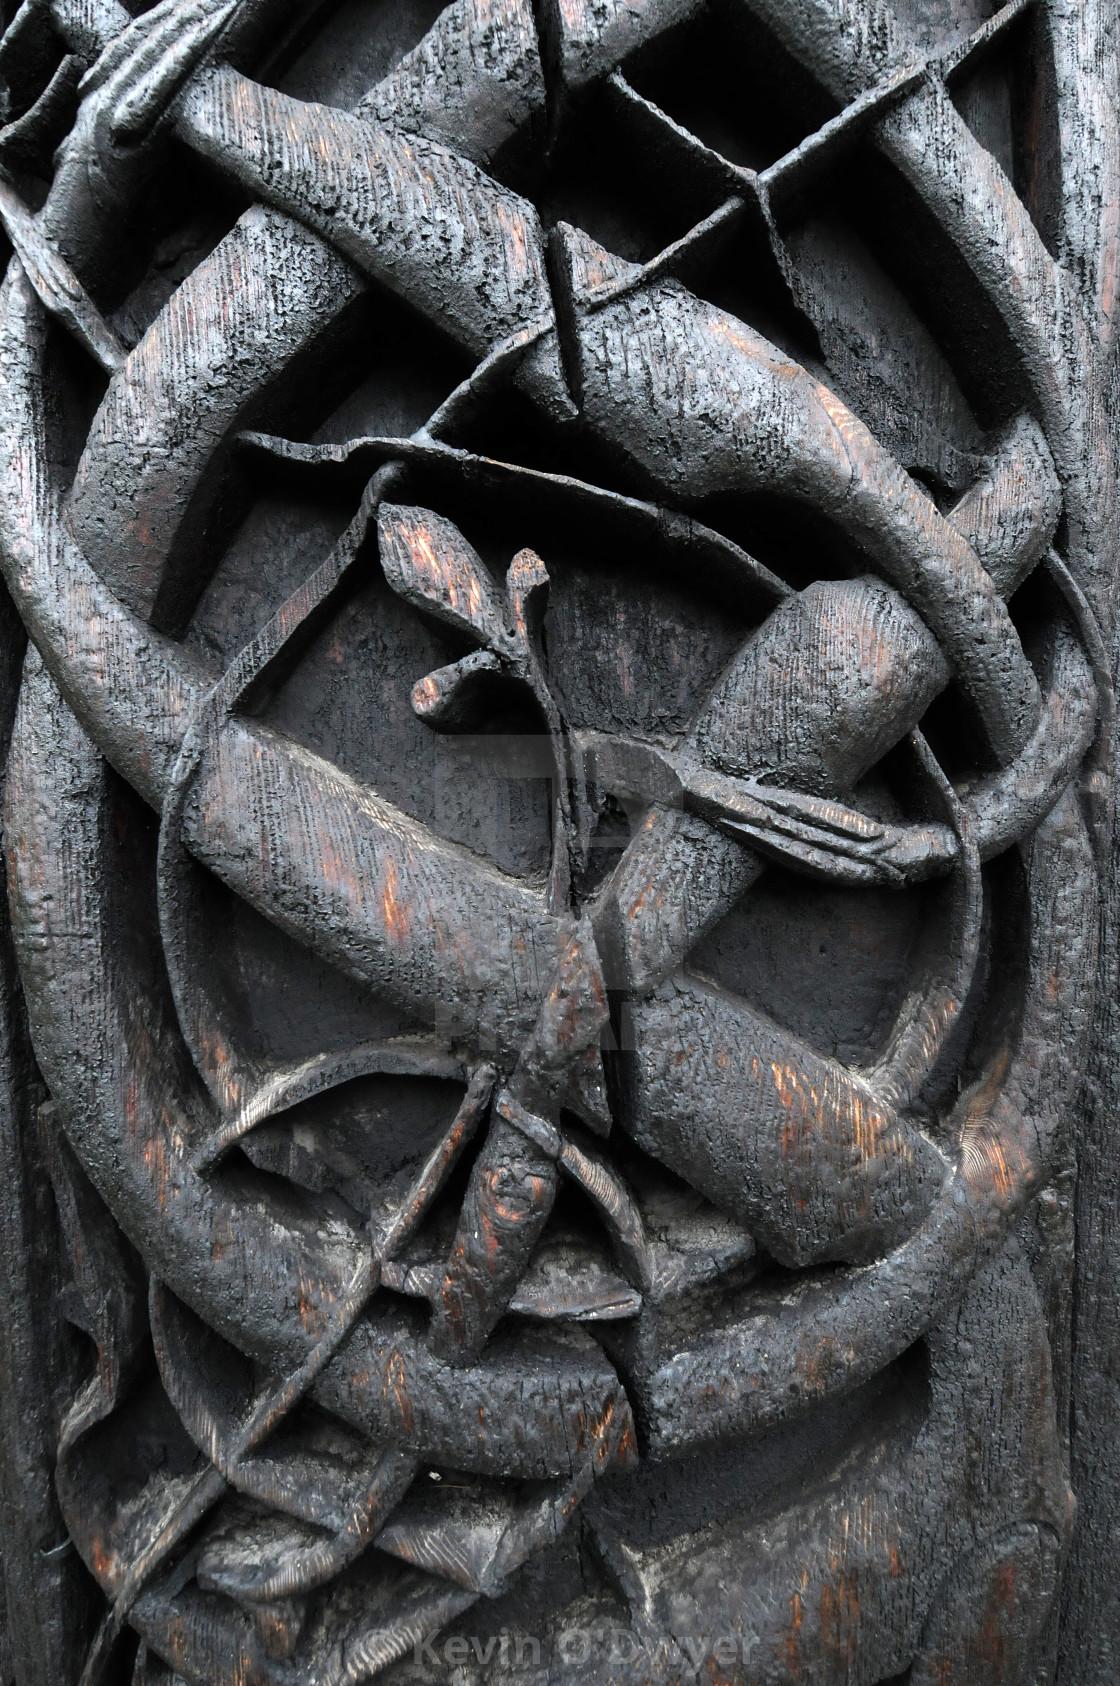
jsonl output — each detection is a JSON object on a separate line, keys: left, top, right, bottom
{"left": 0, "top": 0, "right": 1114, "bottom": 1680}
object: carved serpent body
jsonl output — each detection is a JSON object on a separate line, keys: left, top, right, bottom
{"left": 0, "top": 0, "right": 1107, "bottom": 1677}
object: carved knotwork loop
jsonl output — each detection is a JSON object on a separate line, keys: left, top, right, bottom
{"left": 0, "top": 0, "right": 1109, "bottom": 1677}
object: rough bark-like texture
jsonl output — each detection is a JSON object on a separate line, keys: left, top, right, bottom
{"left": 0, "top": 0, "right": 1113, "bottom": 1680}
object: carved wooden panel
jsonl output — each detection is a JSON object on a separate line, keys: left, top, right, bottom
{"left": 0, "top": 0, "right": 1114, "bottom": 1681}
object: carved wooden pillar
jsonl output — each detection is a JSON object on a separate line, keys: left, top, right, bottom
{"left": 0, "top": 0, "right": 1114, "bottom": 1680}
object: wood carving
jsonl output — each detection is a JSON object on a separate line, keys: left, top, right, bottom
{"left": 0, "top": 0, "right": 1113, "bottom": 1680}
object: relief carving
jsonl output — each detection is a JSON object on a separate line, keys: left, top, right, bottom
{"left": 0, "top": 0, "right": 1113, "bottom": 1680}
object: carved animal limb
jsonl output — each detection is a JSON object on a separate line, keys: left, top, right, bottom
{"left": 0, "top": 0, "right": 1104, "bottom": 1676}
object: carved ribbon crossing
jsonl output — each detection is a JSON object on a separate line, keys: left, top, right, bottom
{"left": 0, "top": 0, "right": 1109, "bottom": 1678}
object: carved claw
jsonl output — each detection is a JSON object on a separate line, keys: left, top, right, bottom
{"left": 713, "top": 816, "right": 909, "bottom": 887}
{"left": 712, "top": 804, "right": 959, "bottom": 888}
{"left": 42, "top": 0, "right": 240, "bottom": 263}
{"left": 0, "top": 0, "right": 242, "bottom": 373}
{"left": 580, "top": 728, "right": 960, "bottom": 889}
{"left": 78, "top": 0, "right": 240, "bottom": 145}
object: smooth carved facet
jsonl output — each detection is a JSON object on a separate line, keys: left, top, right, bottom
{"left": 0, "top": 0, "right": 1113, "bottom": 1680}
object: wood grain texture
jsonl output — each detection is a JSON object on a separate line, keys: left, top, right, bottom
{"left": 0, "top": 0, "right": 1112, "bottom": 1679}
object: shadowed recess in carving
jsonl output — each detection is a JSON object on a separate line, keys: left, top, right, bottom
{"left": 0, "top": 0, "right": 1107, "bottom": 1678}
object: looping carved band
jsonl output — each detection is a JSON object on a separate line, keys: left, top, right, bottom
{"left": 0, "top": 0, "right": 1111, "bottom": 1678}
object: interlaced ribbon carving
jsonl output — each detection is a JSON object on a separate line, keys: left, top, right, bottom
{"left": 0, "top": 0, "right": 1111, "bottom": 1677}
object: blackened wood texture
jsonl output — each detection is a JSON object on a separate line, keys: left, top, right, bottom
{"left": 0, "top": 0, "right": 1112, "bottom": 1681}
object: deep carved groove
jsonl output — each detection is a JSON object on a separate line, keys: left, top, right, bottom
{"left": 0, "top": 0, "right": 1113, "bottom": 1681}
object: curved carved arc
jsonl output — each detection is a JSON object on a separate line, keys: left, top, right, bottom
{"left": 592, "top": 411, "right": 1071, "bottom": 1000}
{"left": 0, "top": 273, "right": 988, "bottom": 1449}
{"left": 151, "top": 1280, "right": 397, "bottom": 1534}
{"left": 0, "top": 13, "right": 1079, "bottom": 1085}
{"left": 740, "top": 0, "right": 1117, "bottom": 617}
{"left": 66, "top": 1292, "right": 634, "bottom": 1683}
{"left": 576, "top": 420, "right": 1089, "bottom": 926}
{"left": 0, "top": 234, "right": 1099, "bottom": 1382}
{"left": 152, "top": 459, "right": 462, "bottom": 1137}
{"left": 56, "top": 0, "right": 713, "bottom": 626}
{"left": 0, "top": 282, "right": 203, "bottom": 807}
{"left": 617, "top": 735, "right": 981, "bottom": 1274}
{"left": 68, "top": 204, "right": 369, "bottom": 625}
{"left": 183, "top": 65, "right": 573, "bottom": 421}
{"left": 3, "top": 652, "right": 358, "bottom": 1360}
{"left": 0, "top": 270, "right": 582, "bottom": 1068}
{"left": 55, "top": 0, "right": 583, "bottom": 626}
{"left": 0, "top": 0, "right": 1099, "bottom": 1510}
{"left": 92, "top": 1511, "right": 478, "bottom": 1686}
{"left": 866, "top": 729, "right": 983, "bottom": 1116}
{"left": 0, "top": 3, "right": 1099, "bottom": 1686}
{"left": 235, "top": 427, "right": 790, "bottom": 608}
{"left": 40, "top": 1106, "right": 149, "bottom": 1460}
{"left": 11, "top": 615, "right": 1077, "bottom": 1513}
{"left": 625, "top": 784, "right": 1097, "bottom": 1456}
{"left": 2, "top": 260, "right": 1079, "bottom": 1302}
{"left": 106, "top": 1234, "right": 426, "bottom": 1633}
{"left": 6, "top": 655, "right": 634, "bottom": 1489}
{"left": 581, "top": 1242, "right": 1069, "bottom": 1684}
{"left": 178, "top": 76, "right": 1040, "bottom": 765}
{"left": 965, "top": 618, "right": 1098, "bottom": 863}
{"left": 593, "top": 574, "right": 949, "bottom": 995}
{"left": 189, "top": 1401, "right": 624, "bottom": 1612}
{"left": 563, "top": 231, "right": 1039, "bottom": 759}
{"left": 92, "top": 1401, "right": 632, "bottom": 1686}
{"left": 242, "top": 432, "right": 1091, "bottom": 891}
{"left": 190, "top": 1040, "right": 469, "bottom": 1173}
{"left": 676, "top": 615, "right": 1095, "bottom": 882}
{"left": 0, "top": 246, "right": 1050, "bottom": 1235}
{"left": 949, "top": 415, "right": 1063, "bottom": 602}
{"left": 52, "top": 0, "right": 1112, "bottom": 650}
{"left": 199, "top": 1459, "right": 419, "bottom": 1607}
{"left": 1043, "top": 548, "right": 1117, "bottom": 860}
